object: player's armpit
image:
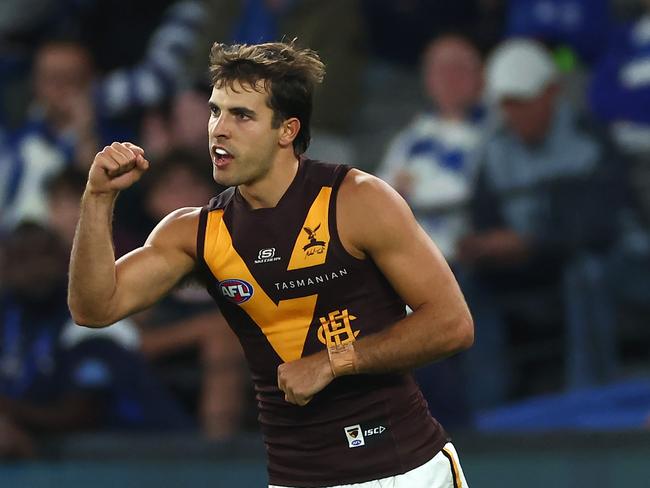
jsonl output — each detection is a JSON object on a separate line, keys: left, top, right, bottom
{"left": 335, "top": 170, "right": 474, "bottom": 375}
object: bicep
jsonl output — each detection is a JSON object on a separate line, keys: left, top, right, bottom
{"left": 371, "top": 205, "right": 464, "bottom": 314}
{"left": 108, "top": 208, "right": 198, "bottom": 321}
{"left": 342, "top": 172, "right": 466, "bottom": 313}
{"left": 111, "top": 245, "right": 194, "bottom": 317}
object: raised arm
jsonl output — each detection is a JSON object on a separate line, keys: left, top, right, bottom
{"left": 278, "top": 169, "right": 474, "bottom": 405}
{"left": 68, "top": 142, "right": 198, "bottom": 327}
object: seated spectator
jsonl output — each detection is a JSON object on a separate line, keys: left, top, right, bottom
{"left": 378, "top": 34, "right": 486, "bottom": 262}
{"left": 0, "top": 40, "right": 131, "bottom": 229}
{"left": 458, "top": 40, "right": 623, "bottom": 408}
{"left": 0, "top": 222, "right": 192, "bottom": 459}
{"left": 132, "top": 150, "right": 251, "bottom": 439}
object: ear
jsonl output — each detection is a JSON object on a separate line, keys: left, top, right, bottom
{"left": 278, "top": 117, "right": 300, "bottom": 149}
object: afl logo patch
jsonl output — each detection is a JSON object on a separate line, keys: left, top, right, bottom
{"left": 219, "top": 279, "right": 254, "bottom": 304}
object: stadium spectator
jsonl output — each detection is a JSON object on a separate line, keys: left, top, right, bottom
{"left": 458, "top": 39, "right": 623, "bottom": 405}
{"left": 378, "top": 34, "right": 486, "bottom": 262}
{"left": 355, "top": 1, "right": 504, "bottom": 170}
{"left": 0, "top": 222, "right": 192, "bottom": 459}
{"left": 0, "top": 40, "right": 131, "bottom": 230}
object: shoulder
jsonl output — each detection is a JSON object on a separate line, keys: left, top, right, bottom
{"left": 339, "top": 169, "right": 407, "bottom": 209}
{"left": 154, "top": 206, "right": 201, "bottom": 231}
{"left": 337, "top": 169, "right": 417, "bottom": 256}
{"left": 146, "top": 206, "right": 202, "bottom": 257}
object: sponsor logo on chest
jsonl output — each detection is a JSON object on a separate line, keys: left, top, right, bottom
{"left": 274, "top": 267, "right": 349, "bottom": 291}
{"left": 254, "top": 247, "right": 282, "bottom": 264}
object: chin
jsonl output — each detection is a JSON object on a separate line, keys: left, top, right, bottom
{"left": 213, "top": 170, "right": 240, "bottom": 188}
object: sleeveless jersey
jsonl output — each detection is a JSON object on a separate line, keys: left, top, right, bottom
{"left": 196, "top": 159, "right": 448, "bottom": 487}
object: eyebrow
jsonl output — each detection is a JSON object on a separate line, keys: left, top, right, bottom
{"left": 208, "top": 101, "right": 256, "bottom": 118}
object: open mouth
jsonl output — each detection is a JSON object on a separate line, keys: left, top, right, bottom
{"left": 212, "top": 146, "right": 234, "bottom": 167}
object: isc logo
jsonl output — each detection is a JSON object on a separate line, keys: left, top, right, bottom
{"left": 219, "top": 279, "right": 254, "bottom": 304}
{"left": 364, "top": 426, "right": 385, "bottom": 437}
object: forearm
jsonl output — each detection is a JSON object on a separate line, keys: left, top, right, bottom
{"left": 277, "top": 304, "right": 474, "bottom": 407}
{"left": 68, "top": 190, "right": 119, "bottom": 325}
{"left": 342, "top": 305, "right": 473, "bottom": 376}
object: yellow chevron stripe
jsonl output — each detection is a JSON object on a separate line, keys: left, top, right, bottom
{"left": 204, "top": 210, "right": 317, "bottom": 362}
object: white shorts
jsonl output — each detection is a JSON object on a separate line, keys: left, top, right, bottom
{"left": 270, "top": 442, "right": 469, "bottom": 488}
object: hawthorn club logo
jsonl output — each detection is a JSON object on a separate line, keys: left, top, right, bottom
{"left": 343, "top": 424, "right": 365, "bottom": 448}
{"left": 302, "top": 223, "right": 326, "bottom": 256}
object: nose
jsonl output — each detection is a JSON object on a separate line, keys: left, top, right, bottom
{"left": 210, "top": 113, "right": 231, "bottom": 139}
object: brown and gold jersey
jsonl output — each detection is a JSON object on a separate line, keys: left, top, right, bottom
{"left": 197, "top": 159, "right": 447, "bottom": 487}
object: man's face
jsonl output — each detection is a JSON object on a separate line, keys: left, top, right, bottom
{"left": 423, "top": 38, "right": 483, "bottom": 116}
{"left": 208, "top": 81, "right": 282, "bottom": 187}
{"left": 499, "top": 86, "right": 557, "bottom": 146}
{"left": 33, "top": 44, "right": 93, "bottom": 123}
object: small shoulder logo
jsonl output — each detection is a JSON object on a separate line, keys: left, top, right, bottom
{"left": 344, "top": 424, "right": 365, "bottom": 448}
{"left": 302, "top": 223, "right": 326, "bottom": 256}
{"left": 219, "top": 279, "right": 254, "bottom": 304}
{"left": 255, "top": 247, "right": 281, "bottom": 264}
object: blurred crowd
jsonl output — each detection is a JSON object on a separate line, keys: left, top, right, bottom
{"left": 2, "top": 0, "right": 650, "bottom": 458}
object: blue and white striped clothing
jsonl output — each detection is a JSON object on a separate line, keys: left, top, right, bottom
{"left": 378, "top": 109, "right": 486, "bottom": 259}
{"left": 95, "top": 0, "right": 207, "bottom": 117}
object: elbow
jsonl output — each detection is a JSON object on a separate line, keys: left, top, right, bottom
{"left": 69, "top": 312, "right": 113, "bottom": 328}
{"left": 453, "top": 313, "right": 474, "bottom": 353}
{"left": 68, "top": 300, "right": 114, "bottom": 329}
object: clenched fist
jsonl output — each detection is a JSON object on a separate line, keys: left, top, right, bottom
{"left": 277, "top": 351, "right": 334, "bottom": 406}
{"left": 87, "top": 142, "right": 150, "bottom": 194}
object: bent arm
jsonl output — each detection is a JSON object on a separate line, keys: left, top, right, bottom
{"left": 68, "top": 198, "right": 199, "bottom": 327}
{"left": 338, "top": 170, "right": 474, "bottom": 374}
{"left": 277, "top": 170, "right": 474, "bottom": 405}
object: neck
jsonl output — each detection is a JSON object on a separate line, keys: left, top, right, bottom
{"left": 238, "top": 151, "right": 300, "bottom": 209}
{"left": 437, "top": 102, "right": 471, "bottom": 122}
